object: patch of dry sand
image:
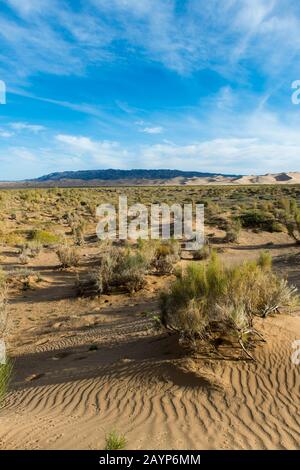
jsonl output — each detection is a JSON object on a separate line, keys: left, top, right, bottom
{"left": 0, "top": 236, "right": 299, "bottom": 450}
{"left": 1, "top": 307, "right": 299, "bottom": 450}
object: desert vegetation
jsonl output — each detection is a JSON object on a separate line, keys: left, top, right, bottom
{"left": 0, "top": 185, "right": 299, "bottom": 450}
{"left": 0, "top": 269, "right": 11, "bottom": 407}
{"left": 104, "top": 430, "right": 127, "bottom": 450}
{"left": 160, "top": 252, "right": 298, "bottom": 359}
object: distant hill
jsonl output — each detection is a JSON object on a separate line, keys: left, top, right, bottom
{"left": 1, "top": 169, "right": 300, "bottom": 188}
{"left": 33, "top": 169, "right": 238, "bottom": 182}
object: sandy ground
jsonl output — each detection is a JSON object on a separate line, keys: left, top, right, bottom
{"left": 0, "top": 230, "right": 300, "bottom": 450}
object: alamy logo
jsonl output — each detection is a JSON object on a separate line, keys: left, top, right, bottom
{"left": 96, "top": 195, "right": 205, "bottom": 250}
{"left": 0, "top": 80, "right": 6, "bottom": 104}
{"left": 291, "top": 340, "right": 300, "bottom": 365}
{"left": 0, "top": 339, "right": 6, "bottom": 365}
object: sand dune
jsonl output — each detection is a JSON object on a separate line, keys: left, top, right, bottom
{"left": 1, "top": 306, "right": 299, "bottom": 450}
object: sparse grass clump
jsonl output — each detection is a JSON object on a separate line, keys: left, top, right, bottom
{"left": 29, "top": 229, "right": 60, "bottom": 246}
{"left": 151, "top": 240, "right": 180, "bottom": 274}
{"left": 113, "top": 250, "right": 148, "bottom": 293}
{"left": 0, "top": 273, "right": 11, "bottom": 407}
{"left": 160, "top": 253, "right": 298, "bottom": 359}
{"left": 0, "top": 271, "right": 8, "bottom": 335}
{"left": 258, "top": 251, "right": 272, "bottom": 270}
{"left": 78, "top": 246, "right": 148, "bottom": 296}
{"left": 104, "top": 430, "right": 127, "bottom": 450}
{"left": 0, "top": 361, "right": 12, "bottom": 407}
{"left": 225, "top": 219, "right": 241, "bottom": 243}
{"left": 56, "top": 245, "right": 80, "bottom": 268}
{"left": 137, "top": 239, "right": 180, "bottom": 274}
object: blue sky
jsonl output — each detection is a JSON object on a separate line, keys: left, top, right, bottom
{"left": 0, "top": 0, "right": 300, "bottom": 180}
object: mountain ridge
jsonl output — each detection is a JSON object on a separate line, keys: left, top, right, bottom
{"left": 1, "top": 169, "right": 300, "bottom": 187}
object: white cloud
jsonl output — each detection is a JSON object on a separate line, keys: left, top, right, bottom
{"left": 10, "top": 122, "right": 46, "bottom": 133}
{"left": 0, "top": 130, "right": 14, "bottom": 138}
{"left": 141, "top": 126, "right": 164, "bottom": 134}
{"left": 7, "top": 147, "right": 37, "bottom": 161}
{"left": 139, "top": 136, "right": 300, "bottom": 174}
{"left": 55, "top": 134, "right": 130, "bottom": 167}
{"left": 2, "top": 0, "right": 300, "bottom": 81}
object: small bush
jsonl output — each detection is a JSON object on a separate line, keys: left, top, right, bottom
{"left": 19, "top": 249, "right": 29, "bottom": 265}
{"left": 239, "top": 210, "right": 275, "bottom": 232}
{"left": 0, "top": 361, "right": 12, "bottom": 407}
{"left": 104, "top": 430, "right": 127, "bottom": 450}
{"left": 7, "top": 268, "right": 41, "bottom": 290}
{"left": 160, "top": 253, "right": 298, "bottom": 358}
{"left": 0, "top": 274, "right": 7, "bottom": 333}
{"left": 224, "top": 219, "right": 241, "bottom": 243}
{"left": 114, "top": 251, "right": 148, "bottom": 293}
{"left": 280, "top": 198, "right": 300, "bottom": 243}
{"left": 57, "top": 245, "right": 80, "bottom": 268}
{"left": 151, "top": 240, "right": 181, "bottom": 274}
{"left": 29, "top": 229, "right": 60, "bottom": 246}
{"left": 258, "top": 251, "right": 272, "bottom": 270}
{"left": 0, "top": 231, "right": 25, "bottom": 247}
{"left": 78, "top": 247, "right": 148, "bottom": 296}
{"left": 0, "top": 275, "right": 11, "bottom": 407}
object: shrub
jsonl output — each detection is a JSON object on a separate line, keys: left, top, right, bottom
{"left": 150, "top": 240, "right": 181, "bottom": 274}
{"left": 26, "top": 240, "right": 42, "bottom": 257}
{"left": 113, "top": 251, "right": 148, "bottom": 293}
{"left": 0, "top": 273, "right": 8, "bottom": 334}
{"left": 239, "top": 210, "right": 275, "bottom": 232}
{"left": 71, "top": 221, "right": 86, "bottom": 246}
{"left": 19, "top": 248, "right": 29, "bottom": 265}
{"left": 160, "top": 253, "right": 298, "bottom": 359}
{"left": 0, "top": 231, "right": 25, "bottom": 247}
{"left": 192, "top": 241, "right": 211, "bottom": 260}
{"left": 104, "top": 430, "right": 127, "bottom": 450}
{"left": 56, "top": 245, "right": 80, "bottom": 268}
{"left": 0, "top": 275, "right": 11, "bottom": 407}
{"left": 224, "top": 219, "right": 241, "bottom": 243}
{"left": 0, "top": 361, "right": 12, "bottom": 407}
{"left": 7, "top": 268, "right": 42, "bottom": 290}
{"left": 258, "top": 251, "right": 272, "bottom": 270}
{"left": 279, "top": 198, "right": 300, "bottom": 243}
{"left": 29, "top": 229, "right": 60, "bottom": 246}
{"left": 78, "top": 247, "right": 148, "bottom": 296}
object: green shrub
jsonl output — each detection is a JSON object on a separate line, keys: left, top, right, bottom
{"left": 114, "top": 251, "right": 148, "bottom": 292}
{"left": 160, "top": 253, "right": 298, "bottom": 358}
{"left": 192, "top": 244, "right": 210, "bottom": 260}
{"left": 224, "top": 219, "right": 241, "bottom": 243}
{"left": 239, "top": 210, "right": 275, "bottom": 231}
{"left": 0, "top": 361, "right": 12, "bottom": 407}
{"left": 104, "top": 430, "right": 127, "bottom": 450}
{"left": 279, "top": 198, "right": 300, "bottom": 243}
{"left": 29, "top": 229, "right": 60, "bottom": 246}
{"left": 0, "top": 275, "right": 11, "bottom": 407}
{"left": 78, "top": 247, "right": 148, "bottom": 296}
{"left": 258, "top": 251, "right": 272, "bottom": 270}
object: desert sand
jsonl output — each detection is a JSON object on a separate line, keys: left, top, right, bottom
{"left": 1, "top": 231, "right": 299, "bottom": 450}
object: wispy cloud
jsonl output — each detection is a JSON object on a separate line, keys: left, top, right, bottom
{"left": 1, "top": 0, "right": 300, "bottom": 179}
{"left": 0, "top": 130, "right": 14, "bottom": 138}
{"left": 56, "top": 133, "right": 130, "bottom": 167}
{"left": 10, "top": 122, "right": 46, "bottom": 133}
{"left": 140, "top": 126, "right": 164, "bottom": 135}
{"left": 2, "top": 0, "right": 300, "bottom": 81}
